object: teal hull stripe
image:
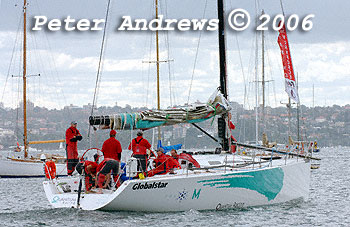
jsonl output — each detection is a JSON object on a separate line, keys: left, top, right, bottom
{"left": 197, "top": 167, "right": 284, "bottom": 201}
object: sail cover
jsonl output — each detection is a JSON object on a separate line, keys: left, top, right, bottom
{"left": 89, "top": 90, "right": 231, "bottom": 130}
{"left": 277, "top": 24, "right": 299, "bottom": 103}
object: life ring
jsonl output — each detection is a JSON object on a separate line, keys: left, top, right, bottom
{"left": 44, "top": 160, "right": 56, "bottom": 179}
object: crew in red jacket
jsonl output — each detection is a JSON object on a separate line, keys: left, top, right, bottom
{"left": 65, "top": 121, "right": 82, "bottom": 175}
{"left": 96, "top": 158, "right": 120, "bottom": 194}
{"left": 76, "top": 155, "right": 98, "bottom": 192}
{"left": 147, "top": 148, "right": 180, "bottom": 177}
{"left": 170, "top": 149, "right": 178, "bottom": 161}
{"left": 101, "top": 130, "right": 122, "bottom": 161}
{"left": 128, "top": 130, "right": 151, "bottom": 173}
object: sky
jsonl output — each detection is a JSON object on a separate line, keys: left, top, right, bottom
{"left": 0, "top": 0, "right": 349, "bottom": 110}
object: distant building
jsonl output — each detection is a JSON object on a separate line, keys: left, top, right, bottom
{"left": 83, "top": 103, "right": 93, "bottom": 109}
{"left": 64, "top": 104, "right": 81, "bottom": 110}
{"left": 315, "top": 116, "right": 326, "bottom": 123}
{"left": 335, "top": 122, "right": 345, "bottom": 127}
{"left": 0, "top": 128, "right": 15, "bottom": 137}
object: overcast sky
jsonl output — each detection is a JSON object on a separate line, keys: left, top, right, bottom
{"left": 0, "top": 0, "right": 349, "bottom": 110}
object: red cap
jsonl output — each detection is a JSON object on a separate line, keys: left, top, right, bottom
{"left": 110, "top": 130, "right": 117, "bottom": 136}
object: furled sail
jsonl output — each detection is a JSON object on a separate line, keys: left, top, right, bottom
{"left": 89, "top": 90, "right": 231, "bottom": 130}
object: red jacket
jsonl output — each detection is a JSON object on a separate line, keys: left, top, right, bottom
{"left": 102, "top": 137, "right": 122, "bottom": 161}
{"left": 128, "top": 136, "right": 151, "bottom": 155}
{"left": 96, "top": 158, "right": 119, "bottom": 188}
{"left": 83, "top": 160, "right": 98, "bottom": 191}
{"left": 172, "top": 153, "right": 179, "bottom": 161}
{"left": 154, "top": 154, "right": 180, "bottom": 171}
{"left": 84, "top": 160, "right": 98, "bottom": 175}
{"left": 147, "top": 154, "right": 180, "bottom": 177}
{"left": 168, "top": 155, "right": 181, "bottom": 169}
{"left": 65, "top": 126, "right": 81, "bottom": 159}
{"left": 96, "top": 158, "right": 114, "bottom": 173}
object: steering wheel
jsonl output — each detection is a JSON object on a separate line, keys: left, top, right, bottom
{"left": 81, "top": 147, "right": 104, "bottom": 163}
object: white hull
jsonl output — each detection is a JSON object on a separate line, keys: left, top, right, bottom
{"left": 43, "top": 160, "right": 310, "bottom": 212}
{"left": 0, "top": 159, "right": 66, "bottom": 178}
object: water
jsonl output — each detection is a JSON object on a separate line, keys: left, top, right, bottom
{"left": 1, "top": 147, "right": 349, "bottom": 226}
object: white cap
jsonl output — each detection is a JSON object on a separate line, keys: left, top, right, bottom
{"left": 40, "top": 154, "right": 46, "bottom": 161}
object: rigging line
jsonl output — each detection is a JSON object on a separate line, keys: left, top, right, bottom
{"left": 246, "top": 24, "right": 257, "bottom": 110}
{"left": 300, "top": 107, "right": 308, "bottom": 141}
{"left": 1, "top": 15, "right": 23, "bottom": 104}
{"left": 235, "top": 35, "right": 248, "bottom": 109}
{"left": 34, "top": 0, "right": 69, "bottom": 111}
{"left": 146, "top": 33, "right": 153, "bottom": 108}
{"left": 140, "top": 34, "right": 147, "bottom": 108}
{"left": 229, "top": 0, "right": 247, "bottom": 141}
{"left": 88, "top": 0, "right": 112, "bottom": 137}
{"left": 279, "top": 0, "right": 286, "bottom": 16}
{"left": 272, "top": 80, "right": 277, "bottom": 107}
{"left": 16, "top": 69, "right": 21, "bottom": 141}
{"left": 267, "top": 34, "right": 281, "bottom": 107}
{"left": 141, "top": 2, "right": 154, "bottom": 108}
{"left": 171, "top": 55, "right": 176, "bottom": 106}
{"left": 164, "top": 0, "right": 173, "bottom": 107}
{"left": 165, "top": 2, "right": 176, "bottom": 106}
{"left": 28, "top": 31, "right": 36, "bottom": 104}
{"left": 261, "top": 30, "right": 271, "bottom": 108}
{"left": 265, "top": 38, "right": 277, "bottom": 108}
{"left": 30, "top": 30, "right": 50, "bottom": 108}
{"left": 36, "top": 0, "right": 71, "bottom": 111}
{"left": 234, "top": 37, "right": 246, "bottom": 141}
{"left": 187, "top": 0, "right": 208, "bottom": 105}
{"left": 16, "top": 31, "right": 23, "bottom": 114}
{"left": 146, "top": 0, "right": 155, "bottom": 108}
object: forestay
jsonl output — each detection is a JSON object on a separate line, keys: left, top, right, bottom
{"left": 89, "top": 90, "right": 231, "bottom": 130}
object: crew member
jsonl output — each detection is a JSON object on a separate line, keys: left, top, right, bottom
{"left": 95, "top": 158, "right": 120, "bottom": 194}
{"left": 128, "top": 130, "right": 151, "bottom": 173}
{"left": 76, "top": 154, "right": 99, "bottom": 192}
{"left": 101, "top": 130, "right": 122, "bottom": 161}
{"left": 170, "top": 149, "right": 178, "bottom": 161}
{"left": 148, "top": 148, "right": 180, "bottom": 177}
{"left": 65, "top": 121, "right": 82, "bottom": 175}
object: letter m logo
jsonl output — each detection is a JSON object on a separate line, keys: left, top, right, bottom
{"left": 192, "top": 189, "right": 201, "bottom": 199}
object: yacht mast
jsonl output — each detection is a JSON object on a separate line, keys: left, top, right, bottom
{"left": 288, "top": 98, "right": 291, "bottom": 136}
{"left": 261, "top": 10, "right": 265, "bottom": 131}
{"left": 254, "top": 11, "right": 259, "bottom": 145}
{"left": 296, "top": 73, "right": 300, "bottom": 141}
{"left": 23, "top": 0, "right": 28, "bottom": 158}
{"left": 217, "top": 0, "right": 229, "bottom": 151}
{"left": 255, "top": 34, "right": 259, "bottom": 144}
{"left": 155, "top": 0, "right": 161, "bottom": 141}
{"left": 279, "top": 0, "right": 292, "bottom": 140}
{"left": 312, "top": 84, "right": 315, "bottom": 121}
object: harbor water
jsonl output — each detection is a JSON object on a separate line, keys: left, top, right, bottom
{"left": 0, "top": 147, "right": 349, "bottom": 226}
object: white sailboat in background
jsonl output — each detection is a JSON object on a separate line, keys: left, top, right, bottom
{"left": 42, "top": 0, "right": 314, "bottom": 211}
{"left": 0, "top": 0, "right": 66, "bottom": 178}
